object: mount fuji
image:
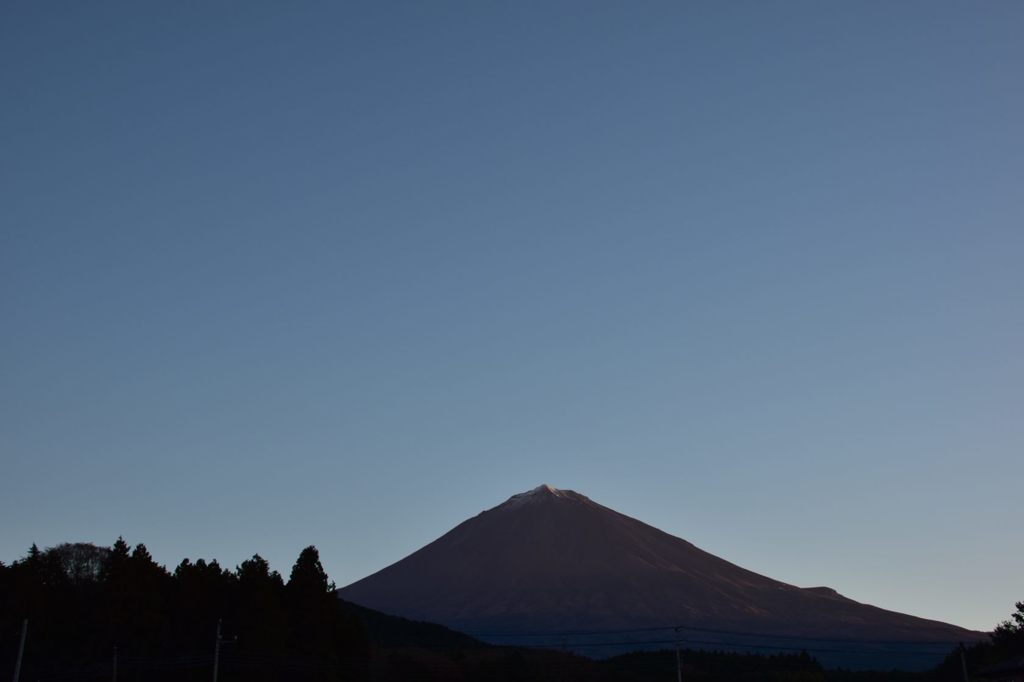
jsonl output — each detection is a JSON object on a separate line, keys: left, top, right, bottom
{"left": 338, "top": 485, "right": 980, "bottom": 666}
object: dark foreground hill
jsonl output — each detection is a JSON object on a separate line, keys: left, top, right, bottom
{"left": 338, "top": 485, "right": 983, "bottom": 669}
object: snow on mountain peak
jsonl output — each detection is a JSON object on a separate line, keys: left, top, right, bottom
{"left": 498, "top": 484, "right": 570, "bottom": 508}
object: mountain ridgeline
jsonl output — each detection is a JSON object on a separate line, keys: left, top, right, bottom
{"left": 338, "top": 485, "right": 983, "bottom": 669}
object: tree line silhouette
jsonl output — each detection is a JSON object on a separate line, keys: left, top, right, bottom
{"left": 3, "top": 539, "right": 1022, "bottom": 681}
{"left": 0, "top": 540, "right": 366, "bottom": 681}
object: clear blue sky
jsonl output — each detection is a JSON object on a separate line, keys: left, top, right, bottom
{"left": 2, "top": 2, "right": 1021, "bottom": 632}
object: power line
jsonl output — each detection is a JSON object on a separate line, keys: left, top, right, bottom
{"left": 468, "top": 622, "right": 971, "bottom": 648}
{"left": 514, "top": 636, "right": 953, "bottom": 657}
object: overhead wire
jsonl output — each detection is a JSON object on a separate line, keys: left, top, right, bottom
{"left": 468, "top": 622, "right": 971, "bottom": 647}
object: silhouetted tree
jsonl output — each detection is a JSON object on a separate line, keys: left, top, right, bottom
{"left": 287, "top": 546, "right": 335, "bottom": 656}
{"left": 288, "top": 545, "right": 333, "bottom": 595}
{"left": 286, "top": 545, "right": 367, "bottom": 680}
{"left": 49, "top": 542, "right": 110, "bottom": 585}
{"left": 172, "top": 557, "right": 232, "bottom": 652}
{"left": 236, "top": 553, "right": 287, "bottom": 647}
{"left": 230, "top": 554, "right": 288, "bottom": 680}
{"left": 993, "top": 601, "right": 1024, "bottom": 650}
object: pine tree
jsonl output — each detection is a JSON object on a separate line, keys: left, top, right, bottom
{"left": 288, "top": 545, "right": 331, "bottom": 596}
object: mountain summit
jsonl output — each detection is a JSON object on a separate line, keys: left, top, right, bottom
{"left": 339, "top": 485, "right": 977, "bottom": 649}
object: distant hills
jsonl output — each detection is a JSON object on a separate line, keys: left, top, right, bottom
{"left": 338, "top": 485, "right": 984, "bottom": 668}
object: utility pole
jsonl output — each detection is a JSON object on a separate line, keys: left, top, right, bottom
{"left": 959, "top": 643, "right": 969, "bottom": 682}
{"left": 213, "top": 620, "right": 222, "bottom": 682}
{"left": 212, "top": 619, "right": 236, "bottom": 682}
{"left": 674, "top": 627, "right": 682, "bottom": 682}
{"left": 112, "top": 646, "right": 117, "bottom": 682}
{"left": 11, "top": 619, "right": 27, "bottom": 682}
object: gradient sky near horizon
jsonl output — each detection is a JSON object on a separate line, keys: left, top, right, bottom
{"left": 2, "top": 2, "right": 1022, "bottom": 632}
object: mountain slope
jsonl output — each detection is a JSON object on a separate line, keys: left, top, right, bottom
{"left": 338, "top": 485, "right": 979, "bottom": 646}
